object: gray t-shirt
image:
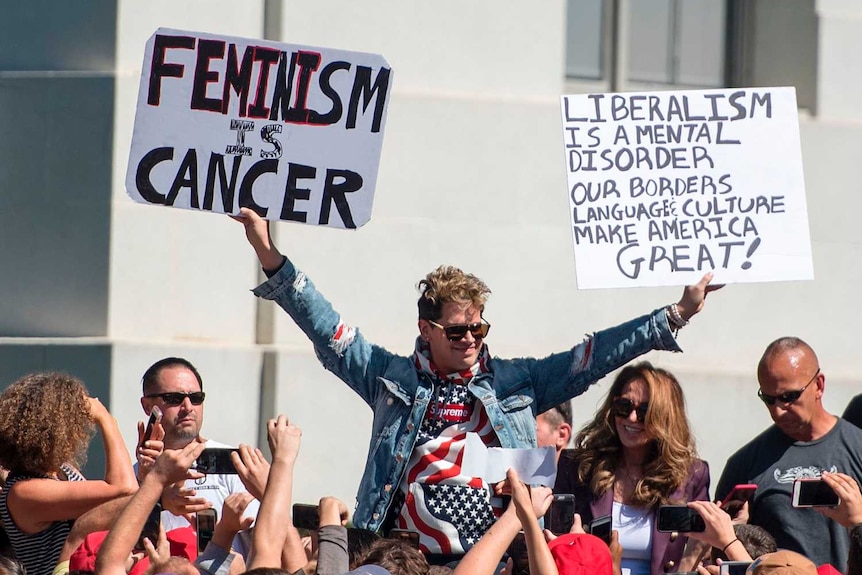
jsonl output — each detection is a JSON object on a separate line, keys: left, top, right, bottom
{"left": 716, "top": 418, "right": 862, "bottom": 570}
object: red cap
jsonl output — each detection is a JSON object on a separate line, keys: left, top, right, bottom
{"left": 547, "top": 533, "right": 613, "bottom": 575}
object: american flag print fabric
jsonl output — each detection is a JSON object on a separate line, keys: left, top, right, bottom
{"left": 396, "top": 380, "right": 501, "bottom": 554}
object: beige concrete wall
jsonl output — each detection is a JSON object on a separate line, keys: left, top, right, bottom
{"left": 1, "top": 0, "right": 861, "bottom": 509}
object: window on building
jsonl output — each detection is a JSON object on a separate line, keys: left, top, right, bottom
{"left": 565, "top": 0, "right": 817, "bottom": 111}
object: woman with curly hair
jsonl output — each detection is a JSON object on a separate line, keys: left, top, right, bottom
{"left": 554, "top": 362, "right": 709, "bottom": 575}
{"left": 0, "top": 372, "right": 138, "bottom": 575}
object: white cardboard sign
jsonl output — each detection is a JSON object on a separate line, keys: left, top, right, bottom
{"left": 125, "top": 28, "right": 392, "bottom": 229}
{"left": 560, "top": 87, "right": 813, "bottom": 288}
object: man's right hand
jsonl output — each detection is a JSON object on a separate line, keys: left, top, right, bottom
{"left": 160, "top": 481, "right": 213, "bottom": 519}
{"left": 231, "top": 207, "right": 284, "bottom": 271}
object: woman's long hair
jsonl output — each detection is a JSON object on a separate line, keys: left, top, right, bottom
{"left": 571, "top": 361, "right": 698, "bottom": 508}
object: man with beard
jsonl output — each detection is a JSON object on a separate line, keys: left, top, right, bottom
{"left": 137, "top": 357, "right": 258, "bottom": 530}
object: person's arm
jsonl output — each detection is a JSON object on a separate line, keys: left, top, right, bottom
{"left": 314, "top": 497, "right": 350, "bottom": 575}
{"left": 454, "top": 470, "right": 554, "bottom": 575}
{"left": 57, "top": 494, "right": 135, "bottom": 564}
{"left": 510, "top": 470, "right": 557, "bottom": 575}
{"left": 95, "top": 440, "right": 206, "bottom": 575}
{"left": 7, "top": 398, "right": 138, "bottom": 531}
{"left": 683, "top": 501, "right": 752, "bottom": 563}
{"left": 533, "top": 274, "right": 720, "bottom": 412}
{"left": 196, "top": 492, "right": 254, "bottom": 575}
{"left": 247, "top": 415, "right": 302, "bottom": 570}
{"left": 233, "top": 208, "right": 393, "bottom": 405}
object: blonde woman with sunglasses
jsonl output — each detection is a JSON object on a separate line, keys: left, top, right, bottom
{"left": 555, "top": 362, "right": 708, "bottom": 575}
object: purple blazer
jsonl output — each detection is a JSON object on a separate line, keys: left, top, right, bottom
{"left": 554, "top": 451, "right": 710, "bottom": 574}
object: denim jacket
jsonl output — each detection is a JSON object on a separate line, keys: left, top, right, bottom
{"left": 253, "top": 258, "right": 682, "bottom": 532}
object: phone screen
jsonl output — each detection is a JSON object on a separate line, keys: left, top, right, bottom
{"left": 657, "top": 505, "right": 705, "bottom": 532}
{"left": 292, "top": 503, "right": 320, "bottom": 530}
{"left": 588, "top": 515, "right": 612, "bottom": 544}
{"left": 792, "top": 479, "right": 840, "bottom": 507}
{"left": 196, "top": 509, "right": 218, "bottom": 553}
{"left": 194, "top": 448, "right": 238, "bottom": 474}
{"left": 546, "top": 494, "right": 575, "bottom": 535}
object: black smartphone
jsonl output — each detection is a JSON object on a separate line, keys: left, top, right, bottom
{"left": 194, "top": 448, "right": 238, "bottom": 474}
{"left": 657, "top": 505, "right": 706, "bottom": 532}
{"left": 136, "top": 504, "right": 161, "bottom": 551}
{"left": 139, "top": 406, "right": 163, "bottom": 448}
{"left": 507, "top": 531, "right": 530, "bottom": 575}
{"left": 791, "top": 478, "right": 840, "bottom": 508}
{"left": 388, "top": 528, "right": 420, "bottom": 548}
{"left": 545, "top": 494, "right": 575, "bottom": 535}
{"left": 292, "top": 503, "right": 320, "bottom": 530}
{"left": 588, "top": 514, "right": 612, "bottom": 544}
{"left": 196, "top": 508, "right": 218, "bottom": 553}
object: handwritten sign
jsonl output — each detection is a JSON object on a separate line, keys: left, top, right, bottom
{"left": 560, "top": 87, "right": 813, "bottom": 288}
{"left": 125, "top": 28, "right": 393, "bottom": 229}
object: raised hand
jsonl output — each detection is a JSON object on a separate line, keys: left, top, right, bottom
{"left": 232, "top": 207, "right": 284, "bottom": 271}
{"left": 231, "top": 444, "right": 270, "bottom": 500}
{"left": 676, "top": 272, "right": 723, "bottom": 321}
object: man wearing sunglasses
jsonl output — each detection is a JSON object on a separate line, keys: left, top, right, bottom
{"left": 715, "top": 337, "right": 862, "bottom": 570}
{"left": 137, "top": 357, "right": 258, "bottom": 532}
{"left": 234, "top": 208, "right": 716, "bottom": 558}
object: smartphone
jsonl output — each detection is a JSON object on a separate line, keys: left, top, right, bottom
{"left": 292, "top": 503, "right": 320, "bottom": 530}
{"left": 139, "top": 406, "right": 163, "bottom": 448}
{"left": 507, "top": 531, "right": 530, "bottom": 575}
{"left": 136, "top": 504, "right": 161, "bottom": 551}
{"left": 588, "top": 514, "right": 612, "bottom": 544}
{"left": 196, "top": 508, "right": 218, "bottom": 553}
{"left": 720, "top": 483, "right": 757, "bottom": 516}
{"left": 545, "top": 494, "right": 575, "bottom": 535}
{"left": 194, "top": 448, "right": 239, "bottom": 474}
{"left": 389, "top": 528, "right": 420, "bottom": 548}
{"left": 720, "top": 561, "right": 753, "bottom": 575}
{"left": 657, "top": 505, "right": 706, "bottom": 533}
{"left": 791, "top": 478, "right": 840, "bottom": 508}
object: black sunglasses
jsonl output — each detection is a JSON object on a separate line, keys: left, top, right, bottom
{"left": 428, "top": 319, "right": 491, "bottom": 342}
{"left": 145, "top": 391, "right": 206, "bottom": 406}
{"left": 757, "top": 369, "right": 820, "bottom": 406}
{"left": 611, "top": 397, "right": 649, "bottom": 423}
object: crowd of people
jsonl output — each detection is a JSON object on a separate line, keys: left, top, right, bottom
{"left": 0, "top": 208, "right": 860, "bottom": 575}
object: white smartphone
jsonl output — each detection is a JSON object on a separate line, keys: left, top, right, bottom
{"left": 720, "top": 561, "right": 753, "bottom": 575}
{"left": 791, "top": 478, "right": 840, "bottom": 508}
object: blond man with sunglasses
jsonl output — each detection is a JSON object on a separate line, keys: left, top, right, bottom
{"left": 715, "top": 337, "right": 862, "bottom": 571}
{"left": 234, "top": 208, "right": 717, "bottom": 562}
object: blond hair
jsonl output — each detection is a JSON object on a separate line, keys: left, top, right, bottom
{"left": 417, "top": 265, "right": 491, "bottom": 320}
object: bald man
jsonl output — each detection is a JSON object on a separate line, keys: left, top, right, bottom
{"left": 715, "top": 337, "right": 862, "bottom": 570}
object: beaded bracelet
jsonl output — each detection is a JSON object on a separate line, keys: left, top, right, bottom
{"left": 666, "top": 303, "right": 690, "bottom": 329}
